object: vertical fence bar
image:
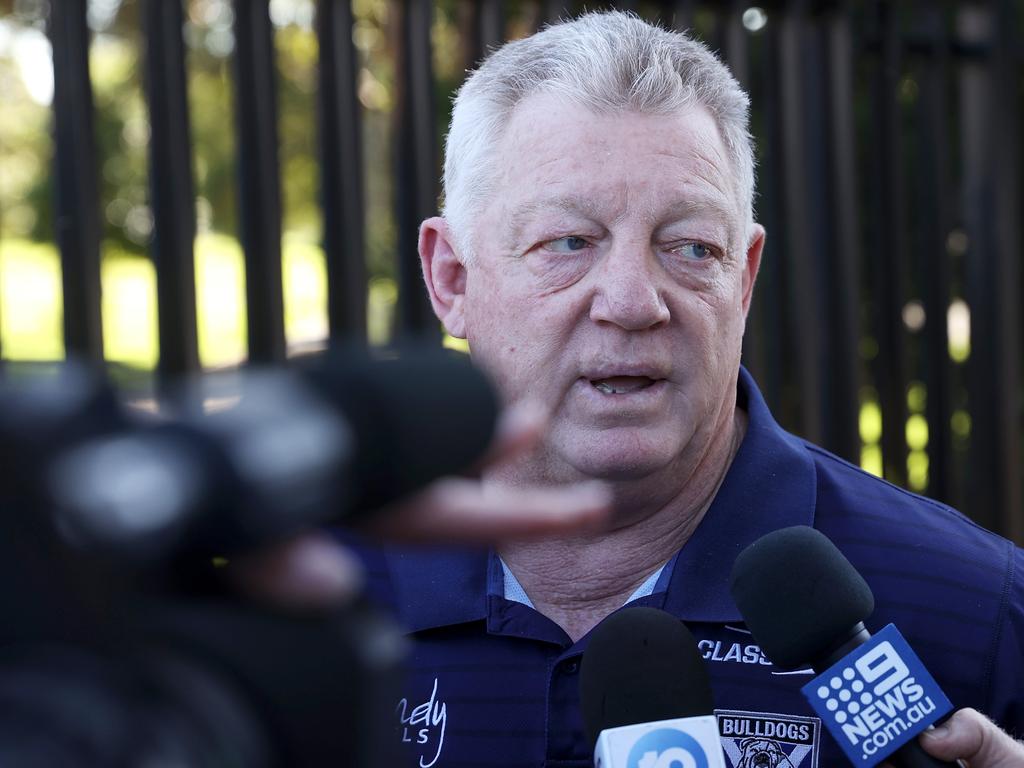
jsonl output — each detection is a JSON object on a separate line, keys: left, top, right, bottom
{"left": 392, "top": 0, "right": 440, "bottom": 339}
{"left": 914, "top": 2, "right": 953, "bottom": 505}
{"left": 744, "top": 6, "right": 788, "bottom": 418}
{"left": 317, "top": 0, "right": 367, "bottom": 343}
{"left": 142, "top": 0, "right": 200, "bottom": 393}
{"left": 867, "top": 0, "right": 908, "bottom": 486}
{"left": 541, "top": 0, "right": 573, "bottom": 26}
{"left": 461, "top": 0, "right": 504, "bottom": 71}
{"left": 48, "top": 0, "right": 104, "bottom": 364}
{"left": 821, "top": 3, "right": 862, "bottom": 463}
{"left": 721, "top": 1, "right": 748, "bottom": 89}
{"left": 481, "top": 0, "right": 505, "bottom": 47}
{"left": 778, "top": 0, "right": 824, "bottom": 444}
{"left": 233, "top": 0, "right": 286, "bottom": 363}
{"left": 480, "top": 0, "right": 505, "bottom": 60}
{"left": 801, "top": 12, "right": 837, "bottom": 450}
{"left": 958, "top": 2, "right": 999, "bottom": 532}
{"left": 989, "top": 0, "right": 1022, "bottom": 540}
{"left": 665, "top": 0, "right": 694, "bottom": 32}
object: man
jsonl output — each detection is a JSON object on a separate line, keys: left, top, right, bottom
{"left": 363, "top": 11, "right": 1023, "bottom": 767}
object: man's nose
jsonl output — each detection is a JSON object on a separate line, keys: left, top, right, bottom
{"left": 588, "top": 248, "right": 670, "bottom": 331}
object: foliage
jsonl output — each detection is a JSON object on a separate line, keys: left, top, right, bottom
{"left": 0, "top": 0, "right": 370, "bottom": 254}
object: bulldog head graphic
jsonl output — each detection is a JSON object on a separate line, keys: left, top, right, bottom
{"left": 737, "top": 738, "right": 795, "bottom": 768}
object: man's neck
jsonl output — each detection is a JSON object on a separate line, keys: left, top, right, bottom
{"left": 498, "top": 407, "right": 747, "bottom": 643}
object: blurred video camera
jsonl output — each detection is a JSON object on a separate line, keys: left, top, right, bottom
{"left": 0, "top": 348, "right": 499, "bottom": 766}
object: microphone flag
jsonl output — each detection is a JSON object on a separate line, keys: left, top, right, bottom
{"left": 800, "top": 624, "right": 952, "bottom": 766}
{"left": 593, "top": 715, "right": 726, "bottom": 768}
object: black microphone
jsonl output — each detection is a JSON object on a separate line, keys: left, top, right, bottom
{"left": 730, "top": 526, "right": 957, "bottom": 768}
{"left": 0, "top": 357, "right": 416, "bottom": 767}
{"left": 580, "top": 606, "right": 726, "bottom": 768}
{"left": 37, "top": 349, "right": 500, "bottom": 562}
{"left": 301, "top": 348, "right": 499, "bottom": 512}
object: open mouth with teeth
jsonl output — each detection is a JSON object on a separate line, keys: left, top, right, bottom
{"left": 590, "top": 375, "right": 659, "bottom": 394}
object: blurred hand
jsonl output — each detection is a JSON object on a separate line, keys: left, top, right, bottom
{"left": 369, "top": 400, "right": 611, "bottom": 543}
{"left": 231, "top": 400, "right": 611, "bottom": 608}
{"left": 916, "top": 708, "right": 1024, "bottom": 768}
{"left": 227, "top": 531, "right": 366, "bottom": 610}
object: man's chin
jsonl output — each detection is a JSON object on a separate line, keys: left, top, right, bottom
{"left": 487, "top": 425, "right": 684, "bottom": 485}
{"left": 572, "top": 459, "right": 669, "bottom": 482}
{"left": 558, "top": 440, "right": 677, "bottom": 482}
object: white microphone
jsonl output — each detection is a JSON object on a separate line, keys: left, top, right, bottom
{"left": 580, "top": 607, "right": 726, "bottom": 768}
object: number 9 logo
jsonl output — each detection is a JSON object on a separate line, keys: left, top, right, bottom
{"left": 627, "top": 729, "right": 709, "bottom": 768}
{"left": 855, "top": 641, "right": 910, "bottom": 696}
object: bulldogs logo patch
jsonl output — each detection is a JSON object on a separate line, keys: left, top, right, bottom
{"left": 715, "top": 710, "right": 820, "bottom": 768}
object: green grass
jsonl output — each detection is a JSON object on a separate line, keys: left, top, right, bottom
{"left": 0, "top": 239, "right": 64, "bottom": 361}
{"left": 0, "top": 234, "right": 378, "bottom": 369}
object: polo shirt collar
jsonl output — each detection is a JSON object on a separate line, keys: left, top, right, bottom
{"left": 385, "top": 547, "right": 489, "bottom": 632}
{"left": 661, "top": 366, "right": 816, "bottom": 622}
{"left": 385, "top": 367, "right": 816, "bottom": 632}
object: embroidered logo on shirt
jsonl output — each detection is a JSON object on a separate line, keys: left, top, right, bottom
{"left": 715, "top": 710, "right": 820, "bottom": 768}
{"left": 698, "top": 638, "right": 774, "bottom": 667}
{"left": 709, "top": 629, "right": 814, "bottom": 675}
{"left": 396, "top": 677, "right": 447, "bottom": 768}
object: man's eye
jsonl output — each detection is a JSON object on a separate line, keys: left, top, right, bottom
{"left": 673, "top": 242, "right": 714, "bottom": 261}
{"left": 544, "top": 236, "right": 590, "bottom": 253}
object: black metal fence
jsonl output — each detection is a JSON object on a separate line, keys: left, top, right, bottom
{"left": 11, "top": 0, "right": 1024, "bottom": 542}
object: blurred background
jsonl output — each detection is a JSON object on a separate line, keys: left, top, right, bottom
{"left": 0, "top": 0, "right": 1021, "bottom": 542}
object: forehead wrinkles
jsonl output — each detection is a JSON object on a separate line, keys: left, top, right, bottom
{"left": 489, "top": 101, "right": 741, "bottom": 237}
{"left": 674, "top": 122, "right": 740, "bottom": 217}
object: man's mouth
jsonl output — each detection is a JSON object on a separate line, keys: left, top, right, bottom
{"left": 590, "top": 376, "right": 658, "bottom": 395}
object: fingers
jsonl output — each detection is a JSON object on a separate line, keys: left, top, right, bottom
{"left": 224, "top": 477, "right": 610, "bottom": 611}
{"left": 227, "top": 531, "right": 365, "bottom": 611}
{"left": 223, "top": 401, "right": 606, "bottom": 609}
{"left": 370, "top": 398, "right": 613, "bottom": 543}
{"left": 372, "top": 477, "right": 612, "bottom": 544}
{"left": 919, "top": 708, "right": 1024, "bottom": 767}
{"left": 475, "top": 399, "right": 549, "bottom": 468}
{"left": 223, "top": 476, "right": 611, "bottom": 607}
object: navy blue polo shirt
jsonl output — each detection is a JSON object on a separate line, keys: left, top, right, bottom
{"left": 356, "top": 368, "right": 1024, "bottom": 768}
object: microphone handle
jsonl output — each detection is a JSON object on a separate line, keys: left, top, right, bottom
{"left": 891, "top": 738, "right": 959, "bottom": 768}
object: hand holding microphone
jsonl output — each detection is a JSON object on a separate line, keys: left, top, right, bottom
{"left": 729, "top": 526, "right": 958, "bottom": 768}
{"left": 913, "top": 708, "right": 1024, "bottom": 768}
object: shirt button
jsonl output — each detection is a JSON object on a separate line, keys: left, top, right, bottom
{"left": 564, "top": 661, "right": 579, "bottom": 674}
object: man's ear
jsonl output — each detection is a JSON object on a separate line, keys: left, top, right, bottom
{"left": 741, "top": 223, "right": 765, "bottom": 320}
{"left": 419, "top": 217, "right": 468, "bottom": 338}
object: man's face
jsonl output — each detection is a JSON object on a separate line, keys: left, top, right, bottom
{"left": 435, "top": 94, "right": 761, "bottom": 484}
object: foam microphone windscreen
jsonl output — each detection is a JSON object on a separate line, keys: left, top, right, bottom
{"left": 304, "top": 348, "right": 500, "bottom": 513}
{"left": 580, "top": 606, "right": 713, "bottom": 749}
{"left": 729, "top": 526, "right": 874, "bottom": 669}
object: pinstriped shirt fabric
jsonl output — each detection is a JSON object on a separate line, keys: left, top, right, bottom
{"left": 353, "top": 368, "right": 1024, "bottom": 768}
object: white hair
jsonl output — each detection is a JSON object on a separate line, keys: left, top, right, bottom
{"left": 441, "top": 10, "right": 755, "bottom": 261}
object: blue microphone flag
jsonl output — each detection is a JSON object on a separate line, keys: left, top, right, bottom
{"left": 800, "top": 624, "right": 952, "bottom": 766}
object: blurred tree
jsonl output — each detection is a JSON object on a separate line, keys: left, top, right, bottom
{"left": 2, "top": 0, "right": 381, "bottom": 258}
{"left": 0, "top": 0, "right": 54, "bottom": 241}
